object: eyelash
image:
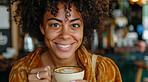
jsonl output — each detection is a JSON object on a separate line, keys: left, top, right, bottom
{"left": 71, "top": 24, "right": 80, "bottom": 28}
{"left": 49, "top": 23, "right": 80, "bottom": 29}
{"left": 50, "top": 23, "right": 60, "bottom": 27}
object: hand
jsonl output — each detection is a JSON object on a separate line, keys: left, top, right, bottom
{"left": 71, "top": 80, "right": 88, "bottom": 82}
{"left": 28, "top": 66, "right": 55, "bottom": 82}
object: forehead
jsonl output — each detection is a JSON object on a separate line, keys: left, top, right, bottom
{"left": 44, "top": 2, "right": 82, "bottom": 21}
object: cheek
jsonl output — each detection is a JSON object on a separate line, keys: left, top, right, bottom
{"left": 44, "top": 31, "right": 58, "bottom": 41}
{"left": 74, "top": 31, "right": 83, "bottom": 42}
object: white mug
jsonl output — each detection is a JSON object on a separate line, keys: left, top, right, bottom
{"left": 53, "top": 66, "right": 84, "bottom": 82}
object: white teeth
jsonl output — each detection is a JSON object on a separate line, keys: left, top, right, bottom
{"left": 57, "top": 44, "right": 71, "bottom": 48}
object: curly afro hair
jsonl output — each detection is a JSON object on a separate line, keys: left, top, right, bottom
{"left": 10, "top": 0, "right": 109, "bottom": 44}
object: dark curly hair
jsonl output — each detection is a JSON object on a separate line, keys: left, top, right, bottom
{"left": 10, "top": 0, "right": 109, "bottom": 44}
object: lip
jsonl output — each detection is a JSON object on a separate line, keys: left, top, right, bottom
{"left": 55, "top": 42, "right": 74, "bottom": 51}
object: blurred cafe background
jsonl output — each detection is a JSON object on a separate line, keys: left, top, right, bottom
{"left": 1, "top": 0, "right": 148, "bottom": 82}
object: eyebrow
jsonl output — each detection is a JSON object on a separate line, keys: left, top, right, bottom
{"left": 47, "top": 18, "right": 62, "bottom": 22}
{"left": 70, "top": 18, "right": 81, "bottom": 22}
{"left": 47, "top": 18, "right": 81, "bottom": 23}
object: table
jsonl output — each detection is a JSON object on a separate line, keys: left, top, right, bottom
{"left": 134, "top": 61, "right": 148, "bottom": 82}
{"left": 0, "top": 55, "right": 16, "bottom": 71}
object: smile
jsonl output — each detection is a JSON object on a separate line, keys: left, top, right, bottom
{"left": 56, "top": 43, "right": 72, "bottom": 48}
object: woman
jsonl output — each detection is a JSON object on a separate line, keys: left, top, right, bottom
{"left": 9, "top": 0, "right": 122, "bottom": 82}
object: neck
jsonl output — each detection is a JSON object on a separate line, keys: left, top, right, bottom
{"left": 51, "top": 54, "right": 77, "bottom": 67}
{"left": 42, "top": 50, "right": 78, "bottom": 69}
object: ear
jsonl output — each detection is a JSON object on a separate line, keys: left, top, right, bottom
{"left": 40, "top": 24, "right": 45, "bottom": 35}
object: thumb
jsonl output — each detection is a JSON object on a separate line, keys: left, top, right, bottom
{"left": 51, "top": 74, "right": 56, "bottom": 82}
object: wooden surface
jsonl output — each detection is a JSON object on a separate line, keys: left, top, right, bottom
{"left": 0, "top": 58, "right": 16, "bottom": 72}
{"left": 10, "top": 1, "right": 19, "bottom": 58}
{"left": 134, "top": 61, "right": 148, "bottom": 69}
{"left": 0, "top": 55, "right": 5, "bottom": 60}
{"left": 134, "top": 61, "right": 148, "bottom": 82}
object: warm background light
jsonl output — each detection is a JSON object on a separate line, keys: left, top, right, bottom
{"left": 131, "top": 0, "right": 139, "bottom": 2}
{"left": 141, "top": 0, "right": 146, "bottom": 4}
{"left": 130, "top": 0, "right": 147, "bottom": 6}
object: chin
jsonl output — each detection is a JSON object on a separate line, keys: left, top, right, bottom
{"left": 56, "top": 53, "right": 74, "bottom": 59}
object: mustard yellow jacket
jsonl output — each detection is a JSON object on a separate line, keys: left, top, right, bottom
{"left": 9, "top": 46, "right": 122, "bottom": 82}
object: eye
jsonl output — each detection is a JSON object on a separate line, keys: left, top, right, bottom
{"left": 71, "top": 24, "right": 80, "bottom": 28}
{"left": 51, "top": 23, "right": 60, "bottom": 28}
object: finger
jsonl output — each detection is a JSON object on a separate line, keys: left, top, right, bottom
{"left": 71, "top": 80, "right": 88, "bottom": 82}
{"left": 51, "top": 74, "right": 56, "bottom": 82}
{"left": 40, "top": 71, "right": 51, "bottom": 80}
{"left": 28, "top": 66, "right": 52, "bottom": 81}
{"left": 28, "top": 71, "right": 51, "bottom": 80}
{"left": 30, "top": 66, "right": 50, "bottom": 73}
{"left": 28, "top": 79, "right": 49, "bottom": 82}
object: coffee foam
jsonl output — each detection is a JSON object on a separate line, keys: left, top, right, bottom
{"left": 54, "top": 67, "right": 83, "bottom": 73}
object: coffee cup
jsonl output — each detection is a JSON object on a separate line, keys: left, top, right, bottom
{"left": 53, "top": 66, "right": 84, "bottom": 82}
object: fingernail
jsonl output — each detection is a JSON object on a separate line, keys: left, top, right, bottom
{"left": 71, "top": 81, "right": 76, "bottom": 82}
{"left": 47, "top": 66, "right": 50, "bottom": 70}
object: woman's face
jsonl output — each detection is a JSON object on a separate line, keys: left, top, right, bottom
{"left": 40, "top": 3, "right": 83, "bottom": 59}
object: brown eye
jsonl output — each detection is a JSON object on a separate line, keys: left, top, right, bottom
{"left": 71, "top": 24, "right": 80, "bottom": 28}
{"left": 51, "top": 23, "right": 60, "bottom": 28}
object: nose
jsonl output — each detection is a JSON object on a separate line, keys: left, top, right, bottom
{"left": 59, "top": 26, "right": 71, "bottom": 40}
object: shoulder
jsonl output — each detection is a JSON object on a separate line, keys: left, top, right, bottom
{"left": 10, "top": 52, "right": 34, "bottom": 73}
{"left": 12, "top": 46, "right": 46, "bottom": 70}
{"left": 101, "top": 56, "right": 117, "bottom": 67}
{"left": 94, "top": 54, "right": 122, "bottom": 81}
{"left": 9, "top": 55, "right": 30, "bottom": 82}
{"left": 95, "top": 55, "right": 119, "bottom": 72}
{"left": 10, "top": 47, "right": 44, "bottom": 78}
{"left": 93, "top": 55, "right": 118, "bottom": 68}
{"left": 9, "top": 51, "right": 36, "bottom": 78}
{"left": 9, "top": 46, "right": 46, "bottom": 81}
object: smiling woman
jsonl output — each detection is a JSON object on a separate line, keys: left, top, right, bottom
{"left": 9, "top": 0, "right": 122, "bottom": 82}
{"left": 39, "top": 3, "right": 83, "bottom": 59}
